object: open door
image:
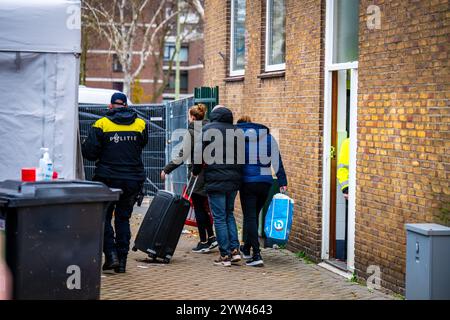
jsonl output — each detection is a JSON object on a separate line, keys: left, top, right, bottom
{"left": 327, "top": 70, "right": 351, "bottom": 271}
{"left": 322, "top": 0, "right": 359, "bottom": 273}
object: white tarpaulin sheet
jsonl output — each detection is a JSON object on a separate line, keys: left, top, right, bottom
{"left": 0, "top": 0, "right": 81, "bottom": 181}
{"left": 0, "top": 0, "right": 81, "bottom": 53}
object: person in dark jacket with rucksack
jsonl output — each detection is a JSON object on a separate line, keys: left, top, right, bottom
{"left": 161, "top": 104, "right": 218, "bottom": 253}
{"left": 82, "top": 92, "right": 148, "bottom": 273}
{"left": 236, "top": 116, "right": 287, "bottom": 267}
{"left": 192, "top": 105, "right": 242, "bottom": 267}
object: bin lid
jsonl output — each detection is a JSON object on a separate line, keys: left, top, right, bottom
{"left": 0, "top": 180, "right": 121, "bottom": 208}
{"left": 405, "top": 223, "right": 450, "bottom": 236}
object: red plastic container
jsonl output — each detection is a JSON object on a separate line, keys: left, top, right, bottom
{"left": 21, "top": 168, "right": 36, "bottom": 182}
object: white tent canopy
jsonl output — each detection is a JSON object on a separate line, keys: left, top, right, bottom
{"left": 0, "top": 0, "right": 81, "bottom": 53}
{"left": 0, "top": 0, "right": 81, "bottom": 181}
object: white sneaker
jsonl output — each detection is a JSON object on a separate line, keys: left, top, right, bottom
{"left": 213, "top": 255, "right": 231, "bottom": 267}
{"left": 231, "top": 249, "right": 241, "bottom": 264}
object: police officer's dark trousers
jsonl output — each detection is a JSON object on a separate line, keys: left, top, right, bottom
{"left": 94, "top": 177, "right": 142, "bottom": 258}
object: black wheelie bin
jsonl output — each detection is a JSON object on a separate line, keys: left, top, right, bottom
{"left": 0, "top": 180, "right": 121, "bottom": 300}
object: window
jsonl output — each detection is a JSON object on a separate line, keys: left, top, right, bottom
{"left": 167, "top": 71, "right": 188, "bottom": 90}
{"left": 112, "top": 54, "right": 123, "bottom": 72}
{"left": 265, "top": 0, "right": 285, "bottom": 72}
{"left": 112, "top": 82, "right": 123, "bottom": 92}
{"left": 332, "top": 0, "right": 359, "bottom": 64}
{"left": 229, "top": 0, "right": 246, "bottom": 76}
{"left": 164, "top": 44, "right": 188, "bottom": 62}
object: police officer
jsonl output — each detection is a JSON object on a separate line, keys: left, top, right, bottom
{"left": 82, "top": 92, "right": 148, "bottom": 273}
{"left": 337, "top": 137, "right": 349, "bottom": 260}
{"left": 337, "top": 137, "right": 349, "bottom": 199}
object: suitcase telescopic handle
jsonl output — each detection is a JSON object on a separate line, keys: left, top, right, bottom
{"left": 182, "top": 175, "right": 199, "bottom": 201}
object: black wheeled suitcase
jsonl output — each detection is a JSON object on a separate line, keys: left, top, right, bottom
{"left": 132, "top": 177, "right": 197, "bottom": 263}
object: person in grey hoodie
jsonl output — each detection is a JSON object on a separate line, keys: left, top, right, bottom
{"left": 161, "top": 104, "right": 218, "bottom": 253}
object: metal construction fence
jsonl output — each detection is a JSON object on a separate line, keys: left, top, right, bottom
{"left": 79, "top": 103, "right": 166, "bottom": 196}
{"left": 164, "top": 96, "right": 195, "bottom": 195}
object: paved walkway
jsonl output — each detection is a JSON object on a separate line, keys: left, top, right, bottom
{"left": 100, "top": 204, "right": 393, "bottom": 300}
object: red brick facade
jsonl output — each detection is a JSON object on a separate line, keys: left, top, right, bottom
{"left": 83, "top": 14, "right": 203, "bottom": 102}
{"left": 84, "top": 33, "right": 204, "bottom": 103}
{"left": 203, "top": 0, "right": 449, "bottom": 294}
{"left": 356, "top": 0, "right": 449, "bottom": 294}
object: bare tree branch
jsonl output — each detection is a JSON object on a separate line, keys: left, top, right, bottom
{"left": 83, "top": 0, "right": 202, "bottom": 99}
{"left": 133, "top": 7, "right": 179, "bottom": 79}
{"left": 190, "top": 0, "right": 204, "bottom": 20}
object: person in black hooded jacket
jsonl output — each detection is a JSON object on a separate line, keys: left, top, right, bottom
{"left": 192, "top": 105, "right": 242, "bottom": 267}
{"left": 82, "top": 92, "right": 148, "bottom": 273}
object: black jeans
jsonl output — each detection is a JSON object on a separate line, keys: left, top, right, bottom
{"left": 94, "top": 176, "right": 142, "bottom": 258}
{"left": 240, "top": 182, "right": 272, "bottom": 255}
{"left": 191, "top": 193, "right": 214, "bottom": 242}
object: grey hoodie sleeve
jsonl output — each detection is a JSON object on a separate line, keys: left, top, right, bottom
{"left": 163, "top": 129, "right": 192, "bottom": 174}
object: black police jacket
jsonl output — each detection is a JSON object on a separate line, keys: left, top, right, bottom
{"left": 82, "top": 107, "right": 148, "bottom": 181}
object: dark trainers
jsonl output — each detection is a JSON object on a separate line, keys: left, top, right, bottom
{"left": 192, "top": 241, "right": 210, "bottom": 253}
{"left": 207, "top": 236, "right": 218, "bottom": 250}
{"left": 246, "top": 254, "right": 264, "bottom": 267}
{"left": 240, "top": 245, "right": 252, "bottom": 259}
{"left": 213, "top": 255, "right": 231, "bottom": 267}
{"left": 230, "top": 249, "right": 241, "bottom": 264}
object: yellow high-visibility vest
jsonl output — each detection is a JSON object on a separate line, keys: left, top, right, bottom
{"left": 337, "top": 138, "right": 349, "bottom": 191}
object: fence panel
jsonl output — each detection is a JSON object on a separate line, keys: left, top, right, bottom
{"left": 164, "top": 97, "right": 195, "bottom": 195}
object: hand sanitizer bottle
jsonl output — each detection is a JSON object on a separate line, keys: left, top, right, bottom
{"left": 39, "top": 148, "right": 53, "bottom": 181}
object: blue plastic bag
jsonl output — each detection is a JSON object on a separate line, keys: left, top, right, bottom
{"left": 264, "top": 193, "right": 294, "bottom": 243}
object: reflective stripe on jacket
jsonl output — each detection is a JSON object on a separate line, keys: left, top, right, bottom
{"left": 337, "top": 138, "right": 349, "bottom": 191}
{"left": 82, "top": 107, "right": 148, "bottom": 181}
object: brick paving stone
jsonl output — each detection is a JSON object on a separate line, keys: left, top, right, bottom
{"left": 100, "top": 206, "right": 395, "bottom": 300}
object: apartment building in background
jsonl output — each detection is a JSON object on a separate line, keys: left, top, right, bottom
{"left": 83, "top": 4, "right": 204, "bottom": 103}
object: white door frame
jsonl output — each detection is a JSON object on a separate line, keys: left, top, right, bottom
{"left": 321, "top": 0, "right": 358, "bottom": 272}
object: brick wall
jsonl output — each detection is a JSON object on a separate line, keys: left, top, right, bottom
{"left": 356, "top": 0, "right": 449, "bottom": 294}
{"left": 204, "top": 0, "right": 326, "bottom": 258}
{"left": 84, "top": 19, "right": 204, "bottom": 102}
{"left": 187, "top": 38, "right": 205, "bottom": 93}
{"left": 204, "top": 0, "right": 449, "bottom": 294}
{"left": 85, "top": 52, "right": 158, "bottom": 96}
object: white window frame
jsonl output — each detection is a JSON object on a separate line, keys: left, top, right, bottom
{"left": 321, "top": 0, "right": 359, "bottom": 273}
{"left": 265, "top": 0, "right": 286, "bottom": 72}
{"left": 229, "top": 0, "right": 245, "bottom": 77}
